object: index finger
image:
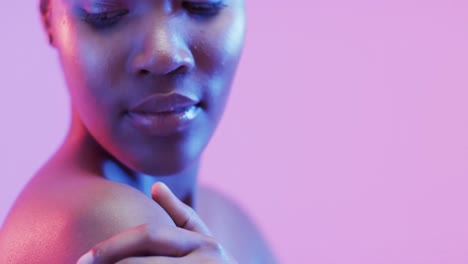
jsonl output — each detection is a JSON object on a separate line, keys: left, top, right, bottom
{"left": 151, "top": 182, "right": 212, "bottom": 236}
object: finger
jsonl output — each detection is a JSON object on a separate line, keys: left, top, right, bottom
{"left": 151, "top": 182, "right": 212, "bottom": 236}
{"left": 115, "top": 243, "right": 238, "bottom": 264}
{"left": 76, "top": 224, "right": 204, "bottom": 264}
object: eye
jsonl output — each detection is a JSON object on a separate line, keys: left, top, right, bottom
{"left": 83, "top": 9, "right": 129, "bottom": 29}
{"left": 182, "top": 1, "right": 227, "bottom": 16}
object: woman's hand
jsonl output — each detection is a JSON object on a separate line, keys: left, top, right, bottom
{"left": 76, "top": 182, "right": 237, "bottom": 264}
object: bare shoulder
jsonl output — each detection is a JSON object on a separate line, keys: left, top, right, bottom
{"left": 198, "top": 185, "right": 278, "bottom": 264}
{"left": 0, "top": 172, "right": 174, "bottom": 264}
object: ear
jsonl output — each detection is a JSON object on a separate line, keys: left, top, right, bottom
{"left": 39, "top": 1, "right": 55, "bottom": 47}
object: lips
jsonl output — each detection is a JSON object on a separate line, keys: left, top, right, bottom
{"left": 128, "top": 92, "right": 199, "bottom": 114}
{"left": 126, "top": 92, "right": 202, "bottom": 136}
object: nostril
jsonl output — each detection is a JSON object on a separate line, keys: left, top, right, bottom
{"left": 138, "top": 69, "right": 150, "bottom": 76}
{"left": 132, "top": 49, "right": 194, "bottom": 77}
{"left": 172, "top": 65, "right": 190, "bottom": 75}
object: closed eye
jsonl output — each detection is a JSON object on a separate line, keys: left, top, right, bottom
{"left": 82, "top": 9, "right": 129, "bottom": 29}
{"left": 182, "top": 1, "right": 227, "bottom": 16}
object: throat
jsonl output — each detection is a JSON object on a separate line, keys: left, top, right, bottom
{"left": 100, "top": 159, "right": 199, "bottom": 208}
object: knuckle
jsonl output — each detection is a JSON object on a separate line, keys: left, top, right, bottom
{"left": 140, "top": 223, "right": 159, "bottom": 242}
{"left": 197, "top": 238, "right": 236, "bottom": 264}
{"left": 201, "top": 237, "right": 224, "bottom": 253}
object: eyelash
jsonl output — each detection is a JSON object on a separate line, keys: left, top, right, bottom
{"left": 83, "top": 1, "right": 226, "bottom": 29}
{"left": 182, "top": 1, "right": 227, "bottom": 16}
{"left": 83, "top": 10, "right": 129, "bottom": 29}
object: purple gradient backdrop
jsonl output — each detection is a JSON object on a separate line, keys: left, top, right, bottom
{"left": 2, "top": 1, "right": 468, "bottom": 263}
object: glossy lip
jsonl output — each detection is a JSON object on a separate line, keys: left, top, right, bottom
{"left": 129, "top": 92, "right": 199, "bottom": 114}
{"left": 126, "top": 92, "right": 202, "bottom": 136}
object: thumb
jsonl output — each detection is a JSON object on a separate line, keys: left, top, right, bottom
{"left": 151, "top": 182, "right": 212, "bottom": 236}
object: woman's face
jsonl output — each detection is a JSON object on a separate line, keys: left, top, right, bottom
{"left": 46, "top": 0, "right": 245, "bottom": 175}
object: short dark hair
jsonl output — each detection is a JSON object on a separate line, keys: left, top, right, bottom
{"left": 40, "top": 0, "right": 49, "bottom": 17}
{"left": 40, "top": 0, "right": 53, "bottom": 44}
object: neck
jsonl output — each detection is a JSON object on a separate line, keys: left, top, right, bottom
{"left": 100, "top": 155, "right": 199, "bottom": 208}
{"left": 59, "top": 112, "right": 200, "bottom": 208}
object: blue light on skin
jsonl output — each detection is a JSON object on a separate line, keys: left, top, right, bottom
{"left": 101, "top": 154, "right": 200, "bottom": 208}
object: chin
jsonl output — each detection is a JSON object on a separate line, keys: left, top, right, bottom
{"left": 104, "top": 119, "right": 211, "bottom": 177}
{"left": 121, "top": 149, "right": 200, "bottom": 177}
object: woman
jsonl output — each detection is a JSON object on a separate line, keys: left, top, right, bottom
{"left": 0, "top": 0, "right": 276, "bottom": 263}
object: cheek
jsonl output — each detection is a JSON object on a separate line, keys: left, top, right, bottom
{"left": 52, "top": 9, "right": 125, "bottom": 99}
{"left": 56, "top": 32, "right": 126, "bottom": 120}
{"left": 62, "top": 39, "right": 119, "bottom": 94}
{"left": 193, "top": 10, "right": 246, "bottom": 73}
{"left": 217, "top": 10, "right": 246, "bottom": 67}
{"left": 201, "top": 12, "right": 246, "bottom": 115}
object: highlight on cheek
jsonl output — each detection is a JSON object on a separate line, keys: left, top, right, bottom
{"left": 225, "top": 10, "right": 246, "bottom": 57}
{"left": 54, "top": 9, "right": 77, "bottom": 56}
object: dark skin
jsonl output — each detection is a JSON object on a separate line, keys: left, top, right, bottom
{"left": 0, "top": 0, "right": 276, "bottom": 263}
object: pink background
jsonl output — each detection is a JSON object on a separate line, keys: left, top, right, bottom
{"left": 2, "top": 1, "right": 468, "bottom": 263}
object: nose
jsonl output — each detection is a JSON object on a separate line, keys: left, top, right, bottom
{"left": 130, "top": 20, "right": 195, "bottom": 77}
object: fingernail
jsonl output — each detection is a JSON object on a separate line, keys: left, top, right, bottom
{"left": 76, "top": 252, "right": 94, "bottom": 264}
{"left": 152, "top": 182, "right": 168, "bottom": 194}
